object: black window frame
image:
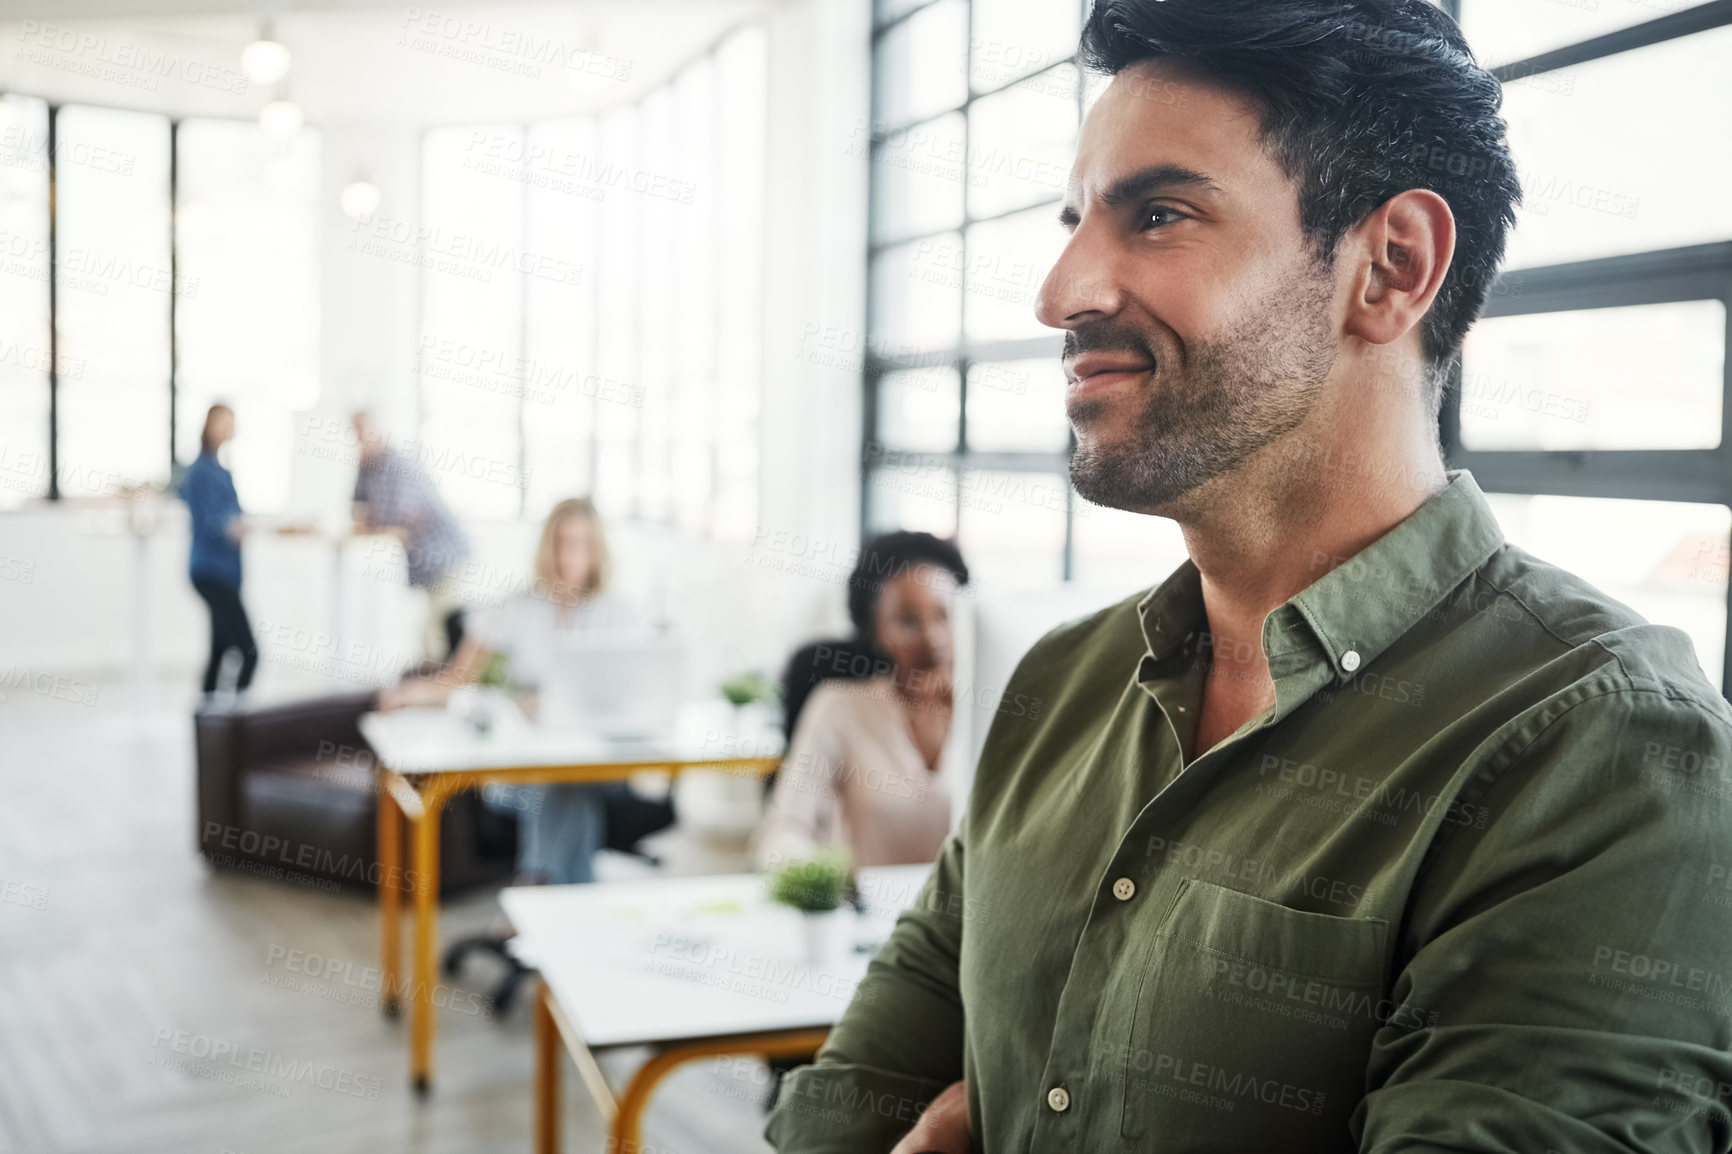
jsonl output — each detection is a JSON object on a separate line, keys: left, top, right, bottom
{"left": 861, "top": 0, "right": 1088, "bottom": 579}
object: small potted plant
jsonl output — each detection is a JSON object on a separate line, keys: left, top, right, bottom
{"left": 768, "top": 852, "right": 853, "bottom": 964}
{"left": 720, "top": 670, "right": 782, "bottom": 733}
{"left": 450, "top": 652, "right": 513, "bottom": 736}
{"left": 476, "top": 651, "right": 510, "bottom": 690}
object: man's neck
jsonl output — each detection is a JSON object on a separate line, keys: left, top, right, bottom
{"left": 1175, "top": 379, "right": 1448, "bottom": 753}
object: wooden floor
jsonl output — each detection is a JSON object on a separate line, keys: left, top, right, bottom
{"left": 0, "top": 680, "right": 779, "bottom": 1153}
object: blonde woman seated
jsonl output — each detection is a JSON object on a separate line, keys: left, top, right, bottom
{"left": 380, "top": 497, "right": 637, "bottom": 884}
{"left": 752, "top": 532, "right": 969, "bottom": 871}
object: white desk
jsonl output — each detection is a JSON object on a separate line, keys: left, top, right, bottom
{"left": 503, "top": 866, "right": 931, "bottom": 1153}
{"left": 360, "top": 701, "right": 784, "bottom": 1093}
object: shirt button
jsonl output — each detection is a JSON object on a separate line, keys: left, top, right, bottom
{"left": 1047, "top": 1086, "right": 1071, "bottom": 1113}
{"left": 1112, "top": 877, "right": 1136, "bottom": 901}
{"left": 1341, "top": 649, "right": 1362, "bottom": 673}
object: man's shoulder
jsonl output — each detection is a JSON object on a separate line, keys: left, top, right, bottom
{"left": 1471, "top": 543, "right": 1728, "bottom": 721}
{"left": 380, "top": 447, "right": 427, "bottom": 483}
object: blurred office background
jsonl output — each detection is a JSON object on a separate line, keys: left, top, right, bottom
{"left": 0, "top": 0, "right": 1729, "bottom": 1149}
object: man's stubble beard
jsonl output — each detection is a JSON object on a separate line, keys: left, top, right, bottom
{"left": 1067, "top": 262, "right": 1338, "bottom": 517}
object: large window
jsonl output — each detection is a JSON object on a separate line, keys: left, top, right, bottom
{"left": 862, "top": 0, "right": 1088, "bottom": 590}
{"left": 0, "top": 94, "right": 52, "bottom": 504}
{"left": 0, "top": 98, "right": 319, "bottom": 511}
{"left": 865, "top": 0, "right": 1732, "bottom": 691}
{"left": 176, "top": 119, "right": 320, "bottom": 513}
{"left": 416, "top": 24, "right": 769, "bottom": 534}
{"left": 522, "top": 117, "right": 601, "bottom": 517}
{"left": 418, "top": 124, "right": 530, "bottom": 521}
{"left": 53, "top": 105, "right": 172, "bottom": 497}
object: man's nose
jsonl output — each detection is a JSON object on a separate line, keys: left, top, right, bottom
{"left": 1035, "top": 224, "right": 1124, "bottom": 329}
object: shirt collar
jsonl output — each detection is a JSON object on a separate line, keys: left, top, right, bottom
{"left": 1136, "top": 561, "right": 1205, "bottom": 675}
{"left": 1136, "top": 470, "right": 1505, "bottom": 686}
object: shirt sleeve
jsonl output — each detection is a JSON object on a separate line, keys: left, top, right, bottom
{"left": 1357, "top": 685, "right": 1732, "bottom": 1154}
{"left": 764, "top": 815, "right": 969, "bottom": 1152}
{"left": 752, "top": 687, "right": 847, "bottom": 871}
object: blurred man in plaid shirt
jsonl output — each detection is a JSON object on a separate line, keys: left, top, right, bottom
{"left": 351, "top": 411, "right": 471, "bottom": 666}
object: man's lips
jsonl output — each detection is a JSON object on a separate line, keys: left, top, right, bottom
{"left": 1065, "top": 354, "right": 1154, "bottom": 402}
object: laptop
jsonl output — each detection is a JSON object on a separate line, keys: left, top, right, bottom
{"left": 538, "top": 629, "right": 685, "bottom": 739}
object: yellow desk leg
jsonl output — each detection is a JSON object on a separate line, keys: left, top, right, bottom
{"left": 410, "top": 790, "right": 445, "bottom": 1095}
{"left": 535, "top": 984, "right": 561, "bottom": 1154}
{"left": 611, "top": 1031, "right": 830, "bottom": 1152}
{"left": 378, "top": 785, "right": 402, "bottom": 1018}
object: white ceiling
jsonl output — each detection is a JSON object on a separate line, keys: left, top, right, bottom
{"left": 0, "top": 0, "right": 774, "bottom": 126}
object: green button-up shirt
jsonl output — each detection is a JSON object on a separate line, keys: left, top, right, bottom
{"left": 767, "top": 472, "right": 1732, "bottom": 1154}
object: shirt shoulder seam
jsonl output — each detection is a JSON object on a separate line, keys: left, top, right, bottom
{"left": 1469, "top": 564, "right": 1580, "bottom": 655}
{"left": 1468, "top": 565, "right": 1712, "bottom": 712}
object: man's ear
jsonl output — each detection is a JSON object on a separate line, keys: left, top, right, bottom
{"left": 1341, "top": 189, "right": 1455, "bottom": 350}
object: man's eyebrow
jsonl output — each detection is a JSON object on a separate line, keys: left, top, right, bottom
{"left": 1099, "top": 164, "right": 1224, "bottom": 209}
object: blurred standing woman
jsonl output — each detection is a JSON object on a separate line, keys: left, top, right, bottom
{"left": 180, "top": 404, "right": 257, "bottom": 709}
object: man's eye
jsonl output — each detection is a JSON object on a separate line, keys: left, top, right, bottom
{"left": 1142, "top": 206, "right": 1186, "bottom": 230}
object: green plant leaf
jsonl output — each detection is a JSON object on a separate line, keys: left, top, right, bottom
{"left": 720, "top": 669, "right": 782, "bottom": 707}
{"left": 767, "top": 851, "right": 850, "bottom": 912}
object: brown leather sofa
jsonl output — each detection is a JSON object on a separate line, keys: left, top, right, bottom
{"left": 194, "top": 691, "right": 515, "bottom": 896}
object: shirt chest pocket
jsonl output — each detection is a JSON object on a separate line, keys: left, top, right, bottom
{"left": 1112, "top": 878, "right": 1388, "bottom": 1150}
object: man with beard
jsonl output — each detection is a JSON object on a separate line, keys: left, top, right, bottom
{"left": 766, "top": 1, "right": 1732, "bottom": 1152}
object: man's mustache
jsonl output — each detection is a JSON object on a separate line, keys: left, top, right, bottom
{"left": 1063, "top": 323, "right": 1160, "bottom": 362}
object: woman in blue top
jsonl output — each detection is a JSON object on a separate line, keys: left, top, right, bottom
{"left": 180, "top": 404, "right": 258, "bottom": 706}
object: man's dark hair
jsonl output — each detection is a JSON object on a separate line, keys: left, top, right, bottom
{"left": 846, "top": 530, "right": 969, "bottom": 646}
{"left": 1080, "top": 0, "right": 1521, "bottom": 405}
